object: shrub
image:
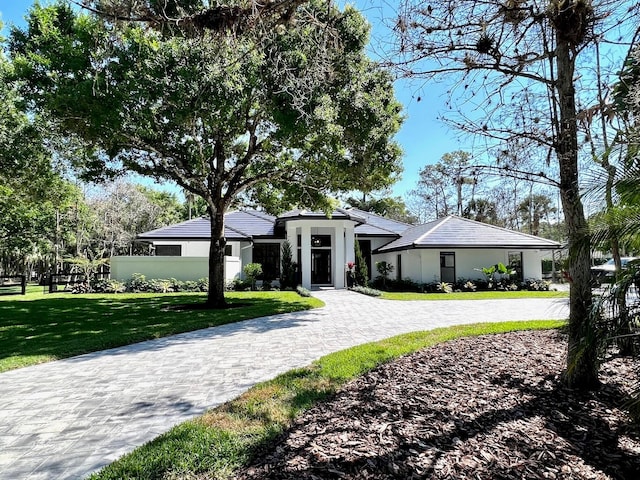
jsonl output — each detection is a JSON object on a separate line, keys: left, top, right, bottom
{"left": 354, "top": 240, "right": 368, "bottom": 286}
{"left": 126, "top": 273, "right": 150, "bottom": 292}
{"left": 296, "top": 285, "right": 312, "bottom": 297}
{"left": 375, "top": 261, "right": 394, "bottom": 288}
{"left": 230, "top": 278, "right": 252, "bottom": 291}
{"left": 92, "top": 278, "right": 125, "bottom": 293}
{"left": 196, "top": 277, "right": 209, "bottom": 292}
{"left": 522, "top": 279, "right": 551, "bottom": 291}
{"left": 350, "top": 285, "right": 382, "bottom": 297}
{"left": 370, "top": 277, "right": 422, "bottom": 292}
{"left": 280, "top": 241, "right": 297, "bottom": 290}
{"left": 462, "top": 280, "right": 477, "bottom": 292}
{"left": 243, "top": 263, "right": 263, "bottom": 291}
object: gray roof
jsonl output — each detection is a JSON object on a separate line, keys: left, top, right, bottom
{"left": 348, "top": 208, "right": 412, "bottom": 236}
{"left": 137, "top": 210, "right": 277, "bottom": 241}
{"left": 376, "top": 216, "right": 562, "bottom": 252}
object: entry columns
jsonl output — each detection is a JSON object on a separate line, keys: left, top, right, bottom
{"left": 300, "top": 225, "right": 311, "bottom": 289}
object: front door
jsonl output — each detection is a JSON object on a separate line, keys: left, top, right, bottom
{"left": 311, "top": 250, "right": 332, "bottom": 285}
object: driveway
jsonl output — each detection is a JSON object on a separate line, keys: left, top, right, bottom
{"left": 0, "top": 290, "right": 569, "bottom": 480}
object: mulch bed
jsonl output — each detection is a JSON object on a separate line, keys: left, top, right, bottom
{"left": 235, "top": 330, "right": 640, "bottom": 479}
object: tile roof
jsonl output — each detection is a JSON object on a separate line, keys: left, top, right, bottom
{"left": 347, "top": 208, "right": 412, "bottom": 236}
{"left": 376, "top": 216, "right": 562, "bottom": 252}
{"left": 138, "top": 210, "right": 277, "bottom": 241}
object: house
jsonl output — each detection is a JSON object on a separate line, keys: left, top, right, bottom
{"left": 110, "top": 209, "right": 561, "bottom": 289}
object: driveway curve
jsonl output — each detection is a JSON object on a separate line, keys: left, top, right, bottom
{"left": 0, "top": 290, "right": 569, "bottom": 480}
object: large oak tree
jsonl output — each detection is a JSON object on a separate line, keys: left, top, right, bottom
{"left": 10, "top": 1, "right": 403, "bottom": 307}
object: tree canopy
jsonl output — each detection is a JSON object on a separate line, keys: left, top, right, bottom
{"left": 10, "top": 0, "right": 403, "bottom": 306}
{"left": 393, "top": 0, "right": 639, "bottom": 389}
{"left": 0, "top": 50, "right": 81, "bottom": 276}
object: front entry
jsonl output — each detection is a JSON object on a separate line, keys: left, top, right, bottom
{"left": 311, "top": 250, "right": 332, "bottom": 285}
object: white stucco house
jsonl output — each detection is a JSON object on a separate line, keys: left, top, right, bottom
{"left": 110, "top": 208, "right": 561, "bottom": 289}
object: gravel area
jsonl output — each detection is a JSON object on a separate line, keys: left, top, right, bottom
{"left": 235, "top": 330, "right": 640, "bottom": 479}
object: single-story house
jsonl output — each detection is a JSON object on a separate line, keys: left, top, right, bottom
{"left": 110, "top": 208, "right": 561, "bottom": 289}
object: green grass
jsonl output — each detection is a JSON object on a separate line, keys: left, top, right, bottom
{"left": 380, "top": 290, "right": 569, "bottom": 301}
{"left": 89, "top": 319, "right": 566, "bottom": 480}
{"left": 0, "top": 289, "right": 323, "bottom": 373}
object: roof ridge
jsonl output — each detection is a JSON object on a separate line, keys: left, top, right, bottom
{"left": 346, "top": 207, "right": 412, "bottom": 235}
{"left": 242, "top": 209, "right": 276, "bottom": 223}
{"left": 348, "top": 207, "right": 412, "bottom": 227}
{"left": 224, "top": 223, "right": 251, "bottom": 239}
{"left": 413, "top": 216, "right": 451, "bottom": 245}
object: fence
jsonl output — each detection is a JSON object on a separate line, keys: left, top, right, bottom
{"left": 0, "top": 275, "right": 26, "bottom": 295}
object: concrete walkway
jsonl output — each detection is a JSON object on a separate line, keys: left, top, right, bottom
{"left": 0, "top": 290, "right": 569, "bottom": 480}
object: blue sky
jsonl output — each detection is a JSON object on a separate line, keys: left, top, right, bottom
{"left": 1, "top": 0, "right": 465, "bottom": 200}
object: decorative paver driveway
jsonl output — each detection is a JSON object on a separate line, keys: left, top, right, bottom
{"left": 0, "top": 290, "right": 569, "bottom": 480}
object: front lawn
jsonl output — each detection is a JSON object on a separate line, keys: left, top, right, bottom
{"left": 0, "top": 290, "right": 323, "bottom": 373}
{"left": 380, "top": 290, "right": 569, "bottom": 301}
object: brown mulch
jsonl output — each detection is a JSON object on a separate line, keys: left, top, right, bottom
{"left": 234, "top": 330, "right": 640, "bottom": 479}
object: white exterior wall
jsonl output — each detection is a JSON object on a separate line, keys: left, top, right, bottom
{"left": 371, "top": 248, "right": 549, "bottom": 284}
{"left": 111, "top": 256, "right": 241, "bottom": 282}
{"left": 151, "top": 240, "right": 210, "bottom": 257}
{"left": 522, "top": 250, "right": 545, "bottom": 279}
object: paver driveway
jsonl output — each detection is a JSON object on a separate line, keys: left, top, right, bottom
{"left": 0, "top": 290, "right": 569, "bottom": 480}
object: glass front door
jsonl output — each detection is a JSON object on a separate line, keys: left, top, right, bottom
{"left": 311, "top": 250, "right": 332, "bottom": 285}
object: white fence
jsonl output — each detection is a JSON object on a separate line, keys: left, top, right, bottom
{"left": 110, "top": 256, "right": 241, "bottom": 282}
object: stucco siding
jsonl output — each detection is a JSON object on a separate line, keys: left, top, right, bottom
{"left": 111, "top": 256, "right": 241, "bottom": 282}
{"left": 372, "top": 248, "right": 548, "bottom": 285}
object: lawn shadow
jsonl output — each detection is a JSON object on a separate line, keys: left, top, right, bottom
{"left": 0, "top": 293, "right": 323, "bottom": 371}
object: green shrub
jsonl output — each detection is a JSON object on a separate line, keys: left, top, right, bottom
{"left": 126, "top": 273, "right": 150, "bottom": 292}
{"left": 296, "top": 285, "right": 312, "bottom": 297}
{"left": 280, "top": 241, "right": 297, "bottom": 290}
{"left": 350, "top": 285, "right": 382, "bottom": 297}
{"left": 243, "top": 263, "right": 263, "bottom": 291}
{"left": 196, "top": 277, "right": 209, "bottom": 292}
{"left": 230, "top": 278, "right": 251, "bottom": 291}
{"left": 92, "top": 278, "right": 125, "bottom": 293}
{"left": 375, "top": 261, "right": 394, "bottom": 288}
{"left": 354, "top": 240, "right": 368, "bottom": 286}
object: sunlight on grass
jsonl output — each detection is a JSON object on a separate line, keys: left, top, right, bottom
{"left": 0, "top": 291, "right": 323, "bottom": 373}
{"left": 89, "top": 319, "right": 566, "bottom": 480}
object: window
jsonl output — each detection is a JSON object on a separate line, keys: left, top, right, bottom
{"left": 253, "top": 243, "right": 281, "bottom": 280}
{"left": 440, "top": 252, "right": 455, "bottom": 283}
{"left": 397, "top": 254, "right": 402, "bottom": 280}
{"left": 224, "top": 245, "right": 233, "bottom": 256}
{"left": 155, "top": 245, "right": 182, "bottom": 256}
{"left": 508, "top": 252, "right": 523, "bottom": 282}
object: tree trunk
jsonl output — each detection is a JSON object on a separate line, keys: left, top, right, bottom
{"left": 555, "top": 38, "right": 598, "bottom": 389}
{"left": 207, "top": 206, "right": 227, "bottom": 308}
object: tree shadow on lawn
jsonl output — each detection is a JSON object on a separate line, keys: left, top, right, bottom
{"left": 0, "top": 293, "right": 322, "bottom": 371}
